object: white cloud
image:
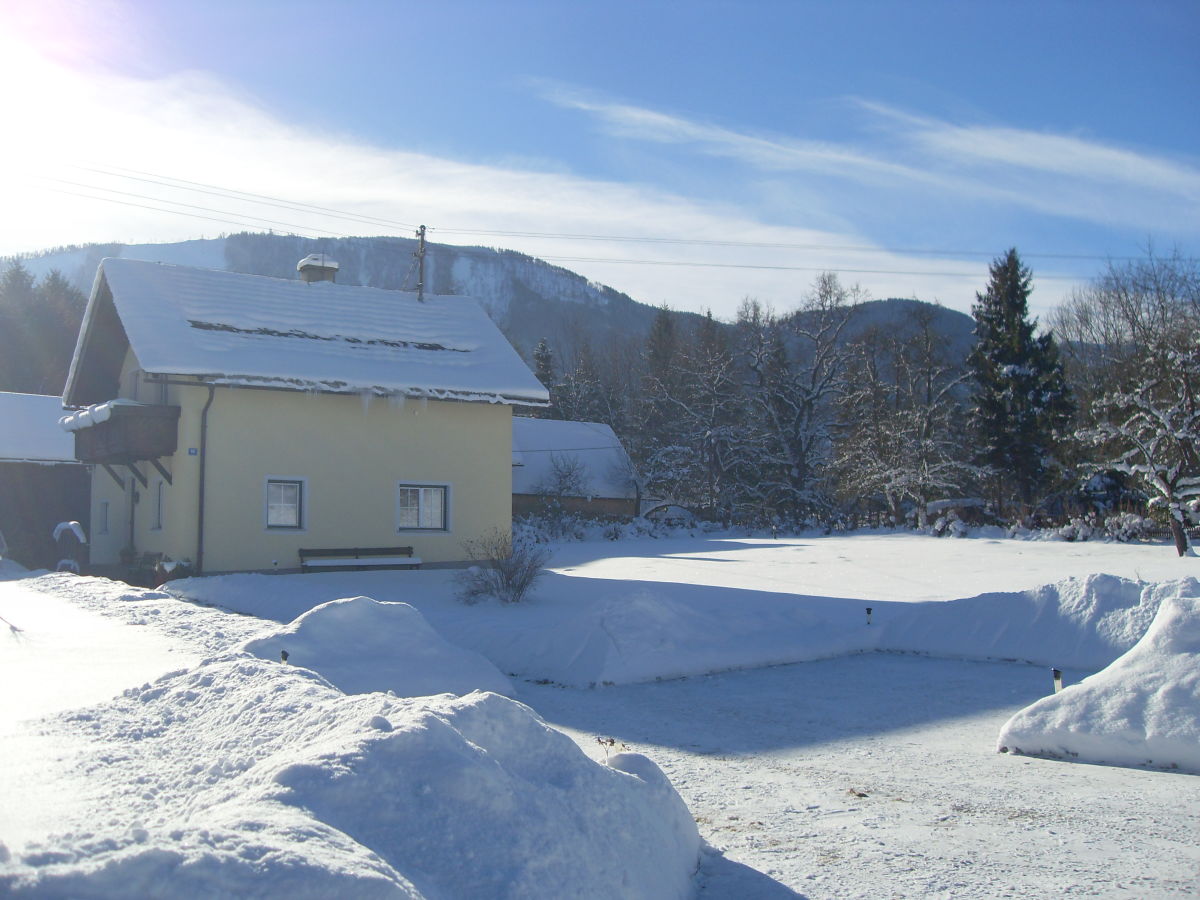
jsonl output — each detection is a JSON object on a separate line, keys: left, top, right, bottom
{"left": 1, "top": 48, "right": 1082, "bottom": 320}
{"left": 541, "top": 85, "right": 1200, "bottom": 237}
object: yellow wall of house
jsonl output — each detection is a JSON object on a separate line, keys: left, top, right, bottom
{"left": 88, "top": 350, "right": 203, "bottom": 567}
{"left": 89, "top": 348, "right": 514, "bottom": 572}
{"left": 200, "top": 389, "right": 512, "bottom": 571}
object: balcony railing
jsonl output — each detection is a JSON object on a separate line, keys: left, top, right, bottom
{"left": 64, "top": 401, "right": 181, "bottom": 464}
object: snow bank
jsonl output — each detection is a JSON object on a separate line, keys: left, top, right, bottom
{"left": 0, "top": 558, "right": 28, "bottom": 580}
{"left": 242, "top": 596, "right": 514, "bottom": 697}
{"left": 1, "top": 657, "right": 699, "bottom": 898}
{"left": 529, "top": 586, "right": 868, "bottom": 686}
{"left": 879, "top": 574, "right": 1196, "bottom": 669}
{"left": 997, "top": 592, "right": 1200, "bottom": 773}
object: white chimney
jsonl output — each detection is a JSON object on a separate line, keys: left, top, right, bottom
{"left": 297, "top": 253, "right": 339, "bottom": 283}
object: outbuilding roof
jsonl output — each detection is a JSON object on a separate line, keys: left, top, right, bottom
{"left": 64, "top": 258, "right": 549, "bottom": 407}
{"left": 0, "top": 392, "right": 78, "bottom": 463}
{"left": 511, "top": 418, "right": 636, "bottom": 499}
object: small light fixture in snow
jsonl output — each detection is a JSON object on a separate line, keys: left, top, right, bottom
{"left": 1051, "top": 667, "right": 1063, "bottom": 693}
{"left": 865, "top": 607, "right": 873, "bottom": 625}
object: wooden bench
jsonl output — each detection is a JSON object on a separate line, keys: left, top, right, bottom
{"left": 298, "top": 546, "right": 421, "bottom": 571}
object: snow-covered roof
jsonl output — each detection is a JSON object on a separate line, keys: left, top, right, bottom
{"left": 0, "top": 392, "right": 78, "bottom": 463}
{"left": 296, "top": 253, "right": 339, "bottom": 272}
{"left": 65, "top": 258, "right": 549, "bottom": 406}
{"left": 511, "top": 418, "right": 635, "bottom": 498}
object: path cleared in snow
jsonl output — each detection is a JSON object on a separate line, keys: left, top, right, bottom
{"left": 526, "top": 654, "right": 1200, "bottom": 898}
{"left": 0, "top": 575, "right": 264, "bottom": 849}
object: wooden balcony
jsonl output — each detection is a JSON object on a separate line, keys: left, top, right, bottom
{"left": 71, "top": 403, "right": 181, "bottom": 464}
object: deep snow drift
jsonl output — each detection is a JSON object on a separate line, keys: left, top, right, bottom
{"left": 879, "top": 574, "right": 1197, "bottom": 669}
{"left": 4, "top": 532, "right": 1198, "bottom": 898}
{"left": 241, "top": 595, "right": 514, "bottom": 698}
{"left": 998, "top": 592, "right": 1200, "bottom": 773}
{"left": 1, "top": 655, "right": 699, "bottom": 899}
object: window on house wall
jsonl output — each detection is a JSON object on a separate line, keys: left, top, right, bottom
{"left": 98, "top": 499, "right": 109, "bottom": 535}
{"left": 151, "top": 480, "right": 164, "bottom": 530}
{"left": 266, "top": 479, "right": 305, "bottom": 529}
{"left": 397, "top": 484, "right": 448, "bottom": 531}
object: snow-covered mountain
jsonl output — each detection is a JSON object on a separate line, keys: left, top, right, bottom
{"left": 16, "top": 233, "right": 976, "bottom": 366}
{"left": 21, "top": 233, "right": 674, "bottom": 360}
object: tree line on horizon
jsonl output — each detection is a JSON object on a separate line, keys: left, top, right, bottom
{"left": 1, "top": 246, "right": 1197, "bottom": 553}
{"left": 523, "top": 248, "right": 1199, "bottom": 554}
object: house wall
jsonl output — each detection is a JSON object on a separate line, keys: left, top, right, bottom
{"left": 200, "top": 389, "right": 512, "bottom": 571}
{"left": 87, "top": 350, "right": 199, "bottom": 568}
{"left": 87, "top": 350, "right": 514, "bottom": 573}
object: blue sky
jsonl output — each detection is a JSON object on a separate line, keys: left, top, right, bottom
{"left": 2, "top": 0, "right": 1197, "bottom": 320}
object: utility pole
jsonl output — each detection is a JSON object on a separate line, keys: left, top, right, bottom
{"left": 415, "top": 225, "right": 426, "bottom": 302}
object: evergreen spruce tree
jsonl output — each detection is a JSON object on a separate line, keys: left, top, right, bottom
{"left": 0, "top": 261, "right": 39, "bottom": 392}
{"left": 33, "top": 269, "right": 87, "bottom": 394}
{"left": 531, "top": 337, "right": 557, "bottom": 418}
{"left": 967, "top": 249, "right": 1073, "bottom": 517}
{"left": 634, "top": 305, "right": 682, "bottom": 462}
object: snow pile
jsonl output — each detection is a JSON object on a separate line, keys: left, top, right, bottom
{"left": 997, "top": 591, "right": 1200, "bottom": 773}
{"left": 242, "top": 596, "right": 514, "bottom": 698}
{"left": 533, "top": 585, "right": 868, "bottom": 686}
{"left": 173, "top": 537, "right": 1200, "bottom": 687}
{"left": 879, "top": 574, "right": 1192, "bottom": 669}
{"left": 1, "top": 657, "right": 699, "bottom": 898}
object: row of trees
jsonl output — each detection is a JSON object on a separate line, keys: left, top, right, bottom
{"left": 0, "top": 261, "right": 87, "bottom": 395}
{"left": 2, "top": 245, "right": 1195, "bottom": 552}
{"left": 527, "top": 248, "right": 1199, "bottom": 553}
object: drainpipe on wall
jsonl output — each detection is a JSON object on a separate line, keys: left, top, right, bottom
{"left": 157, "top": 378, "right": 217, "bottom": 575}
{"left": 196, "top": 383, "right": 216, "bottom": 574}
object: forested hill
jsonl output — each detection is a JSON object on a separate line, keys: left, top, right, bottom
{"left": 3, "top": 232, "right": 974, "bottom": 395}
{"left": 14, "top": 233, "right": 685, "bottom": 365}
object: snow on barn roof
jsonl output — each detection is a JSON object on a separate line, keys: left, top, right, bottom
{"left": 511, "top": 418, "right": 635, "bottom": 498}
{"left": 65, "top": 258, "right": 549, "bottom": 405}
{"left": 0, "top": 392, "right": 78, "bottom": 463}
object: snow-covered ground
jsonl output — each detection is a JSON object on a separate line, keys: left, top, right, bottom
{"left": 2, "top": 531, "right": 1198, "bottom": 897}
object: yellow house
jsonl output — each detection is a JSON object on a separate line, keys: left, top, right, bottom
{"left": 61, "top": 257, "right": 549, "bottom": 574}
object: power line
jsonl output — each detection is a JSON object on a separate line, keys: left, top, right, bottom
{"left": 435, "top": 228, "right": 1162, "bottom": 263}
{"left": 44, "top": 178, "right": 349, "bottom": 237}
{"left": 533, "top": 254, "right": 1086, "bottom": 282}
{"left": 31, "top": 181, "right": 1094, "bottom": 282}
{"left": 56, "top": 164, "right": 1175, "bottom": 265}
{"left": 77, "top": 164, "right": 422, "bottom": 232}
{"left": 39, "top": 185, "right": 337, "bottom": 240}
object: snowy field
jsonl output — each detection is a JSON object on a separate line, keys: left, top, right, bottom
{"left": 1, "top": 532, "right": 1198, "bottom": 897}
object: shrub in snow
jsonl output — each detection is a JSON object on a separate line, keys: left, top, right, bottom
{"left": 997, "top": 591, "right": 1200, "bottom": 774}
{"left": 242, "top": 596, "right": 514, "bottom": 697}
{"left": 516, "top": 508, "right": 588, "bottom": 542}
{"left": 455, "top": 529, "right": 551, "bottom": 604}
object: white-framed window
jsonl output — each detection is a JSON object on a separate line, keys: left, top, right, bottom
{"left": 396, "top": 483, "right": 448, "bottom": 531}
{"left": 151, "top": 480, "right": 164, "bottom": 530}
{"left": 98, "top": 499, "right": 110, "bottom": 535}
{"left": 266, "top": 478, "right": 306, "bottom": 530}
